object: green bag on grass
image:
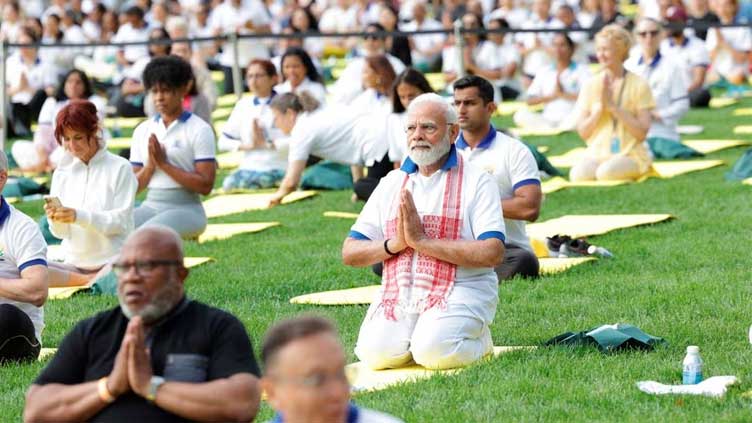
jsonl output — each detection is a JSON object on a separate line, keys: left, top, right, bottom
{"left": 648, "top": 137, "right": 703, "bottom": 159}
{"left": 89, "top": 270, "right": 118, "bottom": 295}
{"left": 543, "top": 323, "right": 666, "bottom": 353}
{"left": 301, "top": 160, "right": 353, "bottom": 190}
{"left": 726, "top": 147, "right": 752, "bottom": 180}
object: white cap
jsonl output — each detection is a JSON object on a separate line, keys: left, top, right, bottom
{"left": 687, "top": 345, "right": 699, "bottom": 353}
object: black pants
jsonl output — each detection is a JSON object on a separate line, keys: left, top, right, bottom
{"left": 8, "top": 89, "right": 48, "bottom": 137}
{"left": 0, "top": 303, "right": 40, "bottom": 363}
{"left": 495, "top": 243, "right": 540, "bottom": 281}
{"left": 222, "top": 65, "right": 247, "bottom": 96}
{"left": 353, "top": 154, "right": 394, "bottom": 201}
{"left": 689, "top": 88, "right": 711, "bottom": 108}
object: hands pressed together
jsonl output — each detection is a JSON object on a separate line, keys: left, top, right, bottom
{"left": 388, "top": 190, "right": 426, "bottom": 254}
{"left": 106, "top": 316, "right": 155, "bottom": 400}
{"left": 146, "top": 134, "right": 168, "bottom": 171}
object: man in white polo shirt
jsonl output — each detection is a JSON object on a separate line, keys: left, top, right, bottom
{"left": 626, "top": 18, "right": 689, "bottom": 151}
{"left": 660, "top": 8, "right": 711, "bottom": 107}
{"left": 0, "top": 150, "right": 48, "bottom": 363}
{"left": 453, "top": 76, "right": 542, "bottom": 280}
{"left": 344, "top": 93, "right": 505, "bottom": 370}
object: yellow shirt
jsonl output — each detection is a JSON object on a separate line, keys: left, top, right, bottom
{"left": 575, "top": 71, "right": 656, "bottom": 173}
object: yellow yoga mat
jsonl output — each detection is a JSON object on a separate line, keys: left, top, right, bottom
{"left": 683, "top": 139, "right": 750, "bottom": 154}
{"left": 213, "top": 119, "right": 228, "bottom": 134}
{"left": 527, "top": 214, "right": 673, "bottom": 241}
{"left": 743, "top": 178, "right": 752, "bottom": 185}
{"left": 39, "top": 348, "right": 57, "bottom": 361}
{"left": 650, "top": 160, "right": 724, "bottom": 178}
{"left": 203, "top": 190, "right": 318, "bottom": 218}
{"left": 48, "top": 257, "right": 214, "bottom": 300}
{"left": 509, "top": 127, "right": 568, "bottom": 137}
{"left": 542, "top": 176, "right": 630, "bottom": 194}
{"left": 107, "top": 137, "right": 131, "bottom": 150}
{"left": 289, "top": 258, "right": 594, "bottom": 306}
{"left": 197, "top": 222, "right": 280, "bottom": 243}
{"left": 324, "top": 211, "right": 360, "bottom": 219}
{"left": 709, "top": 98, "right": 739, "bottom": 109}
{"left": 216, "top": 151, "right": 244, "bottom": 169}
{"left": 347, "top": 346, "right": 535, "bottom": 393}
{"left": 548, "top": 148, "right": 587, "bottom": 168}
{"left": 495, "top": 101, "right": 541, "bottom": 116}
{"left": 425, "top": 72, "right": 446, "bottom": 91}
{"left": 732, "top": 107, "right": 752, "bottom": 116}
{"left": 210, "top": 70, "right": 224, "bottom": 83}
{"left": 538, "top": 146, "right": 550, "bottom": 153}
{"left": 677, "top": 125, "right": 704, "bottom": 135}
{"left": 217, "top": 94, "right": 250, "bottom": 108}
{"left": 104, "top": 117, "right": 145, "bottom": 130}
{"left": 211, "top": 107, "right": 232, "bottom": 120}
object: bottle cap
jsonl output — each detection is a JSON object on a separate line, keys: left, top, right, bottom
{"left": 687, "top": 345, "right": 699, "bottom": 353}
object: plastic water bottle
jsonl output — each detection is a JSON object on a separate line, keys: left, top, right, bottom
{"left": 587, "top": 245, "right": 614, "bottom": 258}
{"left": 682, "top": 346, "right": 703, "bottom": 385}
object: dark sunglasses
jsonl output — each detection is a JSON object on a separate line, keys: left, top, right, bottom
{"left": 637, "top": 30, "right": 660, "bottom": 38}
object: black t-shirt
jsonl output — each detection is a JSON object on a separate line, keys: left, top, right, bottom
{"left": 34, "top": 298, "right": 260, "bottom": 422}
{"left": 688, "top": 12, "right": 720, "bottom": 40}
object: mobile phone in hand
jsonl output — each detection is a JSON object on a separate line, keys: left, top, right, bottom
{"left": 43, "top": 195, "right": 62, "bottom": 208}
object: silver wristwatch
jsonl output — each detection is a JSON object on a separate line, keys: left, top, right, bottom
{"left": 147, "top": 376, "right": 165, "bottom": 403}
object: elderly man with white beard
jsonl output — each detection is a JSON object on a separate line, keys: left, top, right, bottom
{"left": 342, "top": 93, "right": 506, "bottom": 370}
{"left": 24, "top": 226, "right": 261, "bottom": 423}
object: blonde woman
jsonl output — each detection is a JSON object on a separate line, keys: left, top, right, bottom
{"left": 571, "top": 24, "right": 655, "bottom": 181}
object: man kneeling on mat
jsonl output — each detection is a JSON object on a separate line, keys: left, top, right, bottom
{"left": 343, "top": 93, "right": 506, "bottom": 370}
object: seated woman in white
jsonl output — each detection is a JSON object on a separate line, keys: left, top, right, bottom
{"left": 706, "top": 0, "right": 752, "bottom": 85}
{"left": 274, "top": 47, "right": 327, "bottom": 106}
{"left": 514, "top": 33, "right": 591, "bottom": 131}
{"left": 349, "top": 54, "right": 396, "bottom": 116}
{"left": 13, "top": 69, "right": 106, "bottom": 174}
{"left": 130, "top": 56, "right": 216, "bottom": 239}
{"left": 218, "top": 59, "right": 289, "bottom": 191}
{"left": 267, "top": 92, "right": 389, "bottom": 207}
{"left": 44, "top": 100, "right": 137, "bottom": 287}
{"left": 443, "top": 13, "right": 496, "bottom": 88}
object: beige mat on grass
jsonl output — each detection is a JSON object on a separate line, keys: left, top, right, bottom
{"left": 526, "top": 214, "right": 673, "bottom": 241}
{"left": 710, "top": 98, "right": 739, "bottom": 108}
{"left": 509, "top": 127, "right": 568, "bottom": 137}
{"left": 203, "top": 190, "right": 317, "bottom": 218}
{"left": 38, "top": 348, "right": 57, "bottom": 361}
{"left": 104, "top": 117, "right": 145, "bottom": 130}
{"left": 347, "top": 346, "right": 536, "bottom": 393}
{"left": 107, "top": 137, "right": 131, "bottom": 150}
{"left": 677, "top": 125, "right": 704, "bottom": 135}
{"left": 197, "top": 222, "right": 279, "bottom": 243}
{"left": 289, "top": 257, "right": 594, "bottom": 306}
{"left": 683, "top": 139, "right": 750, "bottom": 154}
{"left": 211, "top": 107, "right": 232, "bottom": 120}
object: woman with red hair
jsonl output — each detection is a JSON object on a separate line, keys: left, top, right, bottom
{"left": 43, "top": 100, "right": 137, "bottom": 287}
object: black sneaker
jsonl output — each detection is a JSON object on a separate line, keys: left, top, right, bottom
{"left": 558, "top": 238, "right": 592, "bottom": 257}
{"left": 547, "top": 235, "right": 571, "bottom": 257}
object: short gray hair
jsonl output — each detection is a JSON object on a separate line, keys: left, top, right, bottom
{"left": 0, "top": 150, "right": 9, "bottom": 172}
{"left": 407, "top": 93, "right": 457, "bottom": 124}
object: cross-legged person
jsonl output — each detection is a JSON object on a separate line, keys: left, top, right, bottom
{"left": 570, "top": 25, "right": 655, "bottom": 182}
{"left": 343, "top": 93, "right": 506, "bottom": 370}
{"left": 45, "top": 100, "right": 137, "bottom": 288}
{"left": 453, "top": 76, "right": 542, "bottom": 280}
{"left": 24, "top": 226, "right": 261, "bottom": 422}
{"left": 0, "top": 150, "right": 48, "bottom": 363}
{"left": 130, "top": 56, "right": 217, "bottom": 239}
{"left": 261, "top": 316, "right": 403, "bottom": 423}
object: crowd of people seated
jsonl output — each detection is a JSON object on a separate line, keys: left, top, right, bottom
{"left": 0, "top": 0, "right": 749, "bottom": 421}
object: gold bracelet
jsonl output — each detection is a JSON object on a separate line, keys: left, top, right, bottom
{"left": 98, "top": 377, "right": 116, "bottom": 403}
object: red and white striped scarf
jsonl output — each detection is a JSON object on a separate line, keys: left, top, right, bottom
{"left": 380, "top": 156, "right": 465, "bottom": 321}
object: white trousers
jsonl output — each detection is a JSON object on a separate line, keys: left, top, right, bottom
{"left": 355, "top": 281, "right": 497, "bottom": 370}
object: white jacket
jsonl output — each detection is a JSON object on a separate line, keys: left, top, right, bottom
{"left": 49, "top": 146, "right": 137, "bottom": 269}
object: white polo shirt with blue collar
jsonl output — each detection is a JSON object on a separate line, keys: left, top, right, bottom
{"left": 455, "top": 125, "right": 541, "bottom": 253}
{"left": 625, "top": 51, "right": 689, "bottom": 141}
{"left": 0, "top": 197, "right": 48, "bottom": 341}
{"left": 130, "top": 111, "right": 216, "bottom": 190}
{"left": 349, "top": 145, "right": 506, "bottom": 286}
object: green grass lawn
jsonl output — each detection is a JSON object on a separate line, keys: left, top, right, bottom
{"left": 1, "top": 97, "right": 752, "bottom": 422}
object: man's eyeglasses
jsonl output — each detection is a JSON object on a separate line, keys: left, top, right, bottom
{"left": 637, "top": 30, "right": 660, "bottom": 38}
{"left": 405, "top": 122, "right": 454, "bottom": 135}
{"left": 112, "top": 260, "right": 182, "bottom": 277}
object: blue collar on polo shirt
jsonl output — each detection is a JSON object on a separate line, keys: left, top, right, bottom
{"left": 637, "top": 51, "right": 662, "bottom": 68}
{"left": 254, "top": 90, "right": 277, "bottom": 106}
{"left": 456, "top": 124, "right": 496, "bottom": 150}
{"left": 670, "top": 37, "right": 689, "bottom": 47}
{"left": 152, "top": 111, "right": 193, "bottom": 123}
{"left": 272, "top": 403, "right": 360, "bottom": 423}
{"left": 0, "top": 197, "right": 10, "bottom": 227}
{"left": 400, "top": 144, "right": 459, "bottom": 174}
